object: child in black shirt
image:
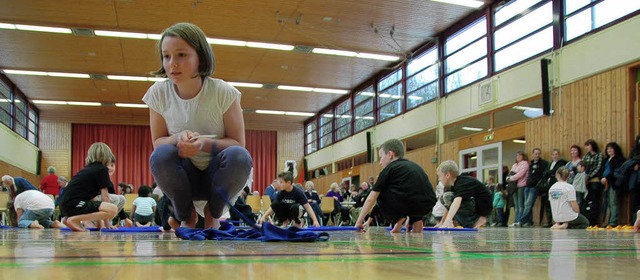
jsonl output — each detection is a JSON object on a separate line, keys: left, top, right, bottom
{"left": 259, "top": 172, "right": 320, "bottom": 228}
{"left": 355, "top": 139, "right": 437, "bottom": 233}
{"left": 58, "top": 142, "right": 118, "bottom": 231}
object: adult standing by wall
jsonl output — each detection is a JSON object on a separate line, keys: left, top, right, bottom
{"left": 40, "top": 166, "right": 59, "bottom": 197}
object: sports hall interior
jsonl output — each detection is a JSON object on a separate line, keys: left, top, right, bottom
{"left": 1, "top": 0, "right": 640, "bottom": 279}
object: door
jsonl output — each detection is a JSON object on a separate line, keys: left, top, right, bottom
{"left": 459, "top": 142, "right": 502, "bottom": 184}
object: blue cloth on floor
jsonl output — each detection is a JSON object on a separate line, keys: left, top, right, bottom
{"left": 301, "top": 226, "right": 359, "bottom": 231}
{"left": 175, "top": 221, "right": 329, "bottom": 242}
{"left": 385, "top": 226, "right": 478, "bottom": 232}
{"left": 60, "top": 227, "right": 100, "bottom": 231}
{"left": 101, "top": 226, "right": 162, "bottom": 232}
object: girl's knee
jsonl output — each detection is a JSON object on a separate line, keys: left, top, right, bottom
{"left": 223, "top": 146, "right": 253, "bottom": 167}
{"left": 150, "top": 144, "right": 179, "bottom": 167}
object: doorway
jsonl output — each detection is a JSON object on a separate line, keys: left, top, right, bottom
{"left": 458, "top": 142, "right": 502, "bottom": 184}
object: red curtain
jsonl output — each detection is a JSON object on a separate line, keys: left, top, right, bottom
{"left": 245, "top": 130, "right": 277, "bottom": 195}
{"left": 72, "top": 125, "right": 277, "bottom": 195}
{"left": 72, "top": 124, "right": 154, "bottom": 192}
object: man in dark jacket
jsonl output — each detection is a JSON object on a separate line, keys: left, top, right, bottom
{"left": 537, "top": 149, "right": 567, "bottom": 227}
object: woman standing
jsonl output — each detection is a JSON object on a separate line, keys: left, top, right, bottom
{"left": 582, "top": 139, "right": 604, "bottom": 226}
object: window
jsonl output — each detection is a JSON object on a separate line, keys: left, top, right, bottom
{"left": 565, "top": 0, "right": 640, "bottom": 41}
{"left": 305, "top": 119, "right": 318, "bottom": 154}
{"left": 335, "top": 99, "right": 352, "bottom": 141}
{"left": 377, "top": 69, "right": 403, "bottom": 122}
{"left": 28, "top": 108, "right": 38, "bottom": 145}
{"left": 0, "top": 81, "right": 10, "bottom": 128}
{"left": 494, "top": 0, "right": 553, "bottom": 71}
{"left": 14, "top": 94, "right": 27, "bottom": 138}
{"left": 445, "top": 17, "right": 488, "bottom": 93}
{"left": 319, "top": 108, "right": 334, "bottom": 148}
{"left": 406, "top": 48, "right": 439, "bottom": 109}
{"left": 354, "top": 86, "right": 375, "bottom": 133}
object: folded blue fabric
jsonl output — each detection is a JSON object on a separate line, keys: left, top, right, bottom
{"left": 101, "top": 226, "right": 162, "bottom": 232}
{"left": 175, "top": 221, "right": 329, "bottom": 242}
{"left": 301, "top": 226, "right": 359, "bottom": 231}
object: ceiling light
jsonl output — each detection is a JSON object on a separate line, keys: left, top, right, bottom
{"left": 0, "top": 23, "right": 16, "bottom": 29}
{"left": 32, "top": 100, "right": 68, "bottom": 105}
{"left": 312, "top": 48, "right": 357, "bottom": 57}
{"left": 94, "top": 30, "right": 148, "bottom": 39}
{"left": 313, "top": 88, "right": 349, "bottom": 94}
{"left": 512, "top": 106, "right": 542, "bottom": 111}
{"left": 15, "top": 24, "right": 72, "bottom": 34}
{"left": 431, "top": 0, "right": 484, "bottom": 9}
{"left": 115, "top": 103, "right": 148, "bottom": 108}
{"left": 107, "top": 75, "right": 149, "bottom": 81}
{"left": 48, "top": 72, "right": 90, "bottom": 78}
{"left": 228, "top": 82, "right": 263, "bottom": 88}
{"left": 147, "top": 34, "right": 162, "bottom": 40}
{"left": 461, "top": 126, "right": 483, "bottom": 131}
{"left": 408, "top": 96, "right": 424, "bottom": 100}
{"left": 207, "top": 38, "right": 247, "bottom": 47}
{"left": 278, "top": 85, "right": 314, "bottom": 92}
{"left": 247, "top": 42, "right": 294, "bottom": 51}
{"left": 148, "top": 77, "right": 166, "bottom": 82}
{"left": 3, "top": 69, "right": 47, "bottom": 76}
{"left": 67, "top": 101, "right": 101, "bottom": 106}
{"left": 256, "top": 110, "right": 285, "bottom": 115}
{"left": 513, "top": 139, "right": 526, "bottom": 144}
{"left": 360, "top": 92, "right": 375, "bottom": 97}
{"left": 285, "top": 111, "right": 315, "bottom": 117}
{"left": 356, "top": 52, "right": 400, "bottom": 61}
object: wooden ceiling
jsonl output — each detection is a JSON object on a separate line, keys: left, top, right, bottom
{"left": 0, "top": 0, "right": 487, "bottom": 129}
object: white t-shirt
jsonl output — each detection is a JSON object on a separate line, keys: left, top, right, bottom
{"left": 142, "top": 77, "right": 241, "bottom": 170}
{"left": 548, "top": 181, "right": 579, "bottom": 222}
{"left": 133, "top": 197, "right": 157, "bottom": 216}
{"left": 14, "top": 190, "right": 54, "bottom": 211}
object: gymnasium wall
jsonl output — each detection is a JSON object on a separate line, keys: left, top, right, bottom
{"left": 306, "top": 14, "right": 640, "bottom": 171}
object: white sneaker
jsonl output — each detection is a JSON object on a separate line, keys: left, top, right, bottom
{"left": 509, "top": 222, "right": 521, "bottom": 227}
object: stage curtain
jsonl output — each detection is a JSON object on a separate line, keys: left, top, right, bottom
{"left": 245, "top": 130, "right": 277, "bottom": 195}
{"left": 71, "top": 124, "right": 154, "bottom": 192}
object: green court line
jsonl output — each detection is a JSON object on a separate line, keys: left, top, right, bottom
{"left": 0, "top": 251, "right": 636, "bottom": 268}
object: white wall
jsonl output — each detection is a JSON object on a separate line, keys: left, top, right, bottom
{"left": 0, "top": 124, "right": 39, "bottom": 174}
{"left": 306, "top": 14, "right": 640, "bottom": 170}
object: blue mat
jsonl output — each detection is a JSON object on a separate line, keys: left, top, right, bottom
{"left": 60, "top": 227, "right": 162, "bottom": 232}
{"left": 301, "top": 226, "right": 359, "bottom": 231}
{"left": 385, "top": 226, "right": 478, "bottom": 232}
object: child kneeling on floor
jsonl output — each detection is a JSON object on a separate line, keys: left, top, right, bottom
{"left": 549, "top": 167, "right": 589, "bottom": 229}
{"left": 132, "top": 185, "right": 157, "bottom": 227}
{"left": 57, "top": 142, "right": 118, "bottom": 231}
{"left": 259, "top": 171, "right": 320, "bottom": 228}
{"left": 14, "top": 190, "right": 65, "bottom": 229}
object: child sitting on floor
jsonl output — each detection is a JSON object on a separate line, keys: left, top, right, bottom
{"left": 549, "top": 167, "right": 589, "bottom": 229}
{"left": 132, "top": 185, "right": 157, "bottom": 227}
{"left": 57, "top": 142, "right": 118, "bottom": 231}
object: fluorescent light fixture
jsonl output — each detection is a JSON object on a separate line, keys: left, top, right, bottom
{"left": 431, "top": 0, "right": 484, "bottom": 9}
{"left": 461, "top": 126, "right": 483, "bottom": 131}
{"left": 207, "top": 38, "right": 247, "bottom": 47}
{"left": 107, "top": 75, "right": 149, "bottom": 81}
{"left": 32, "top": 100, "right": 68, "bottom": 105}
{"left": 67, "top": 101, "right": 101, "bottom": 106}
{"left": 0, "top": 23, "right": 16, "bottom": 29}
{"left": 408, "top": 96, "right": 424, "bottom": 100}
{"left": 228, "top": 82, "right": 263, "bottom": 88}
{"left": 285, "top": 111, "right": 315, "bottom": 117}
{"left": 115, "top": 103, "right": 148, "bottom": 108}
{"left": 147, "top": 34, "right": 162, "bottom": 40}
{"left": 312, "top": 48, "right": 357, "bottom": 57}
{"left": 379, "top": 93, "right": 403, "bottom": 99}
{"left": 48, "top": 72, "right": 90, "bottom": 78}
{"left": 313, "top": 88, "right": 349, "bottom": 94}
{"left": 247, "top": 42, "right": 294, "bottom": 51}
{"left": 0, "top": 99, "right": 9, "bottom": 103}
{"left": 15, "top": 24, "right": 71, "bottom": 34}
{"left": 147, "top": 77, "right": 166, "bottom": 82}
{"left": 355, "top": 116, "right": 375, "bottom": 120}
{"left": 3, "top": 69, "right": 47, "bottom": 76}
{"left": 94, "top": 30, "right": 148, "bottom": 39}
{"left": 356, "top": 52, "right": 400, "bottom": 61}
{"left": 278, "top": 85, "right": 314, "bottom": 92}
{"left": 513, "top": 139, "right": 526, "bottom": 144}
{"left": 360, "top": 92, "right": 375, "bottom": 97}
{"left": 512, "top": 106, "right": 542, "bottom": 111}
{"left": 256, "top": 110, "right": 285, "bottom": 115}
{"left": 3, "top": 69, "right": 89, "bottom": 78}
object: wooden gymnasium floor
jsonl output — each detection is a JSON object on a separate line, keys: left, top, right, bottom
{"left": 1, "top": 226, "right": 638, "bottom": 279}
